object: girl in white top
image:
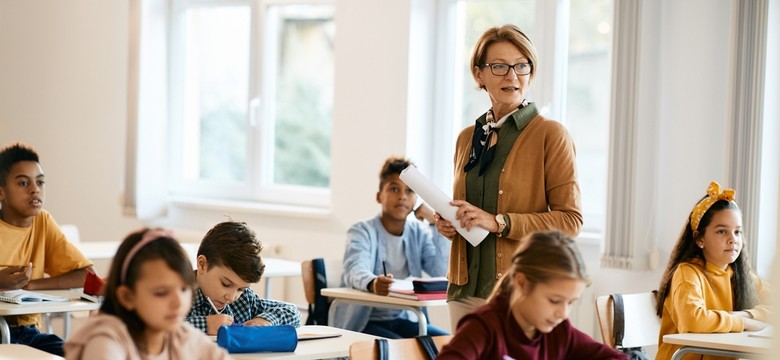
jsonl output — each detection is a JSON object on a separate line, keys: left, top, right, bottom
{"left": 65, "top": 228, "right": 230, "bottom": 360}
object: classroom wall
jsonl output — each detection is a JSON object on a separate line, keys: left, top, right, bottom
{"left": 0, "top": 0, "right": 769, "bottom": 337}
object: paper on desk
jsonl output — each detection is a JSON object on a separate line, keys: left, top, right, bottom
{"left": 400, "top": 165, "right": 489, "bottom": 246}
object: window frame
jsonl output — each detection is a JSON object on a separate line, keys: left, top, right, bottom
{"left": 168, "top": 0, "right": 334, "bottom": 209}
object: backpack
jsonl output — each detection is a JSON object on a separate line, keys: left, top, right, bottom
{"left": 305, "top": 258, "right": 330, "bottom": 325}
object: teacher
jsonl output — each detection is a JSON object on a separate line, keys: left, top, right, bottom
{"left": 435, "top": 24, "right": 583, "bottom": 326}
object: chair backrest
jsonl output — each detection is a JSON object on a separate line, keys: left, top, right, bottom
{"left": 301, "top": 258, "right": 343, "bottom": 325}
{"left": 595, "top": 292, "right": 660, "bottom": 349}
{"left": 349, "top": 336, "right": 453, "bottom": 360}
{"left": 60, "top": 224, "right": 81, "bottom": 244}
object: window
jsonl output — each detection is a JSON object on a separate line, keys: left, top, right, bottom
{"left": 169, "top": 0, "right": 335, "bottom": 207}
{"left": 433, "top": 0, "right": 612, "bottom": 234}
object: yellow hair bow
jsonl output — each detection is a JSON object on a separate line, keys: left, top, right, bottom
{"left": 689, "top": 181, "right": 736, "bottom": 232}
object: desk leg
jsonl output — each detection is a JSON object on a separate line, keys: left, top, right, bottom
{"left": 671, "top": 346, "right": 763, "bottom": 360}
{"left": 264, "top": 279, "right": 272, "bottom": 299}
{"left": 408, "top": 308, "right": 428, "bottom": 336}
{"left": 327, "top": 299, "right": 340, "bottom": 326}
{"left": 0, "top": 316, "right": 10, "bottom": 344}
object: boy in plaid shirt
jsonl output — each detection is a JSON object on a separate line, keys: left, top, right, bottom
{"left": 185, "top": 221, "right": 301, "bottom": 334}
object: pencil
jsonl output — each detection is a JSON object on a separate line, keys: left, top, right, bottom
{"left": 205, "top": 296, "right": 222, "bottom": 315}
{"left": 382, "top": 261, "right": 387, "bottom": 277}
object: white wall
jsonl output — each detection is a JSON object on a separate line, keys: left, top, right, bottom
{"left": 0, "top": 0, "right": 770, "bottom": 336}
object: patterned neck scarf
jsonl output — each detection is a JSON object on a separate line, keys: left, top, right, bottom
{"left": 464, "top": 101, "right": 527, "bottom": 175}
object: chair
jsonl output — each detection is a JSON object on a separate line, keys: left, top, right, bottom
{"left": 594, "top": 292, "right": 660, "bottom": 349}
{"left": 349, "top": 336, "right": 453, "bottom": 360}
{"left": 42, "top": 224, "right": 84, "bottom": 338}
{"left": 300, "top": 258, "right": 343, "bottom": 325}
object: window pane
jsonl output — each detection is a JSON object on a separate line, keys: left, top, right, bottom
{"left": 566, "top": 0, "right": 612, "bottom": 228}
{"left": 457, "top": 0, "right": 535, "bottom": 127}
{"left": 182, "top": 6, "right": 250, "bottom": 182}
{"left": 270, "top": 5, "right": 334, "bottom": 188}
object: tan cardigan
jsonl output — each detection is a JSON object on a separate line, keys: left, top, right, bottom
{"left": 448, "top": 114, "right": 582, "bottom": 285}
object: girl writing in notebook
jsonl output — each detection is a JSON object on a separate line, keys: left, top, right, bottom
{"left": 64, "top": 228, "right": 230, "bottom": 360}
{"left": 655, "top": 181, "right": 770, "bottom": 360}
{"left": 437, "top": 230, "right": 624, "bottom": 359}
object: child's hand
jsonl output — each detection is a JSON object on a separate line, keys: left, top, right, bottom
{"left": 741, "top": 317, "right": 769, "bottom": 331}
{"left": 372, "top": 274, "right": 394, "bottom": 296}
{"left": 414, "top": 204, "right": 436, "bottom": 223}
{"left": 206, "top": 314, "right": 234, "bottom": 335}
{"left": 244, "top": 317, "right": 271, "bottom": 326}
{"left": 0, "top": 264, "right": 32, "bottom": 290}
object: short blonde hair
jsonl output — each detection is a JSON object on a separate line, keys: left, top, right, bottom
{"left": 470, "top": 24, "right": 538, "bottom": 90}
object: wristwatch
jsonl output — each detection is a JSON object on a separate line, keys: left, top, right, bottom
{"left": 495, "top": 214, "right": 506, "bottom": 237}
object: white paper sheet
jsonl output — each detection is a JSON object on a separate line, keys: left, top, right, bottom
{"left": 400, "top": 165, "right": 489, "bottom": 246}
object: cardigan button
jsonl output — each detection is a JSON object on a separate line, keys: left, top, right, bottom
{"left": 497, "top": 253, "right": 502, "bottom": 258}
{"left": 498, "top": 189, "right": 504, "bottom": 195}
{"left": 497, "top": 272, "right": 503, "bottom": 278}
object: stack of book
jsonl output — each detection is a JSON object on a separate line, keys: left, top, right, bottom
{"left": 388, "top": 277, "right": 448, "bottom": 300}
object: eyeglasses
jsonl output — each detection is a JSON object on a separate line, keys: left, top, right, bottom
{"left": 481, "top": 63, "right": 532, "bottom": 76}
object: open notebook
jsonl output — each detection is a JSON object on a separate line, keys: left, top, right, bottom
{"left": 0, "top": 289, "right": 69, "bottom": 305}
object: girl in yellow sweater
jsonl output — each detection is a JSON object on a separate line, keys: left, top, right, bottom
{"left": 655, "top": 181, "right": 771, "bottom": 360}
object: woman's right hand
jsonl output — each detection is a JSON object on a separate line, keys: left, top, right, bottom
{"left": 741, "top": 317, "right": 769, "bottom": 331}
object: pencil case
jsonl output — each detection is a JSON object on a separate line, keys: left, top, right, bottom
{"left": 216, "top": 324, "right": 298, "bottom": 353}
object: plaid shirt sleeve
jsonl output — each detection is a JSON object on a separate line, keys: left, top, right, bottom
{"left": 230, "top": 288, "right": 302, "bottom": 327}
{"left": 185, "top": 289, "right": 215, "bottom": 333}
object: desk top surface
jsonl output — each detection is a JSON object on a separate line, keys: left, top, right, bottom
{"left": 662, "top": 331, "right": 772, "bottom": 354}
{"left": 0, "top": 344, "right": 64, "bottom": 359}
{"left": 321, "top": 287, "right": 448, "bottom": 307}
{"left": 230, "top": 325, "right": 377, "bottom": 359}
{"left": 0, "top": 290, "right": 101, "bottom": 316}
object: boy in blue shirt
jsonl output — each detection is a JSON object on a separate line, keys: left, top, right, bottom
{"left": 332, "top": 157, "right": 450, "bottom": 338}
{"left": 185, "top": 221, "right": 301, "bottom": 334}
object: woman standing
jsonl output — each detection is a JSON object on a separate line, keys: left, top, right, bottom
{"left": 435, "top": 24, "right": 582, "bottom": 327}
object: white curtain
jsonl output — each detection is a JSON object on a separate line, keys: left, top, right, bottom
{"left": 602, "top": 0, "right": 642, "bottom": 270}
{"left": 729, "top": 0, "right": 769, "bottom": 269}
{"left": 124, "top": 0, "right": 169, "bottom": 220}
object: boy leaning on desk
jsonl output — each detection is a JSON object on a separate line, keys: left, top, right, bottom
{"left": 332, "top": 156, "right": 451, "bottom": 339}
{"left": 0, "top": 142, "right": 94, "bottom": 356}
{"left": 185, "top": 220, "right": 302, "bottom": 335}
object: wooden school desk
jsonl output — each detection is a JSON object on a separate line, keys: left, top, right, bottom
{"left": 663, "top": 331, "right": 771, "bottom": 360}
{"left": 0, "top": 290, "right": 101, "bottom": 344}
{"left": 0, "top": 344, "right": 64, "bottom": 359}
{"left": 321, "top": 287, "right": 447, "bottom": 336}
{"left": 229, "top": 325, "right": 378, "bottom": 359}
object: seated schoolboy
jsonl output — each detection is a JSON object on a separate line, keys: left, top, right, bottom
{"left": 185, "top": 221, "right": 302, "bottom": 335}
{"left": 655, "top": 181, "right": 771, "bottom": 360}
{"left": 64, "top": 228, "right": 231, "bottom": 360}
{"left": 331, "top": 156, "right": 451, "bottom": 338}
{"left": 0, "top": 142, "right": 94, "bottom": 356}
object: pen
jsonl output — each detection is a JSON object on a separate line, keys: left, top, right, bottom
{"left": 205, "top": 296, "right": 222, "bottom": 315}
{"left": 382, "top": 261, "right": 387, "bottom": 277}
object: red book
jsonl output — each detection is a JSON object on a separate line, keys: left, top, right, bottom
{"left": 388, "top": 289, "right": 447, "bottom": 301}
